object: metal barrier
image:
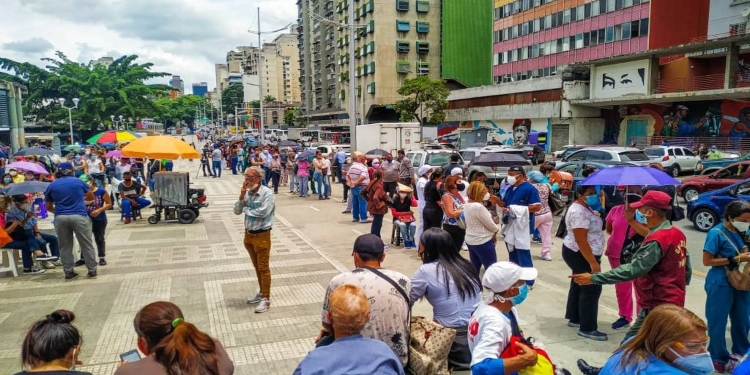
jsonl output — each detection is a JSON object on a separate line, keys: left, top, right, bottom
{"left": 656, "top": 74, "right": 725, "bottom": 94}
{"left": 629, "top": 136, "right": 750, "bottom": 154}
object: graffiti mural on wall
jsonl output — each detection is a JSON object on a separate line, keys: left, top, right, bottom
{"left": 437, "top": 119, "right": 549, "bottom": 146}
{"left": 614, "top": 100, "right": 750, "bottom": 142}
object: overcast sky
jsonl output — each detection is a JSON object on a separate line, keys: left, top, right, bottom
{"left": 0, "top": 0, "right": 297, "bottom": 94}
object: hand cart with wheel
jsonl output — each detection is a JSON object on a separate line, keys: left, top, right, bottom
{"left": 147, "top": 172, "right": 209, "bottom": 224}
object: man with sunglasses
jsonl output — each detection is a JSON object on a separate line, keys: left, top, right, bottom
{"left": 234, "top": 166, "right": 276, "bottom": 313}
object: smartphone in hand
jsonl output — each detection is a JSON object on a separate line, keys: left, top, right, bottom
{"left": 120, "top": 349, "right": 141, "bottom": 363}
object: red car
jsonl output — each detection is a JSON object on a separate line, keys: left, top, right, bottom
{"left": 679, "top": 161, "right": 750, "bottom": 203}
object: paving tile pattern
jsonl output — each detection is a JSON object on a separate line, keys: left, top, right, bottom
{"left": 0, "top": 169, "right": 335, "bottom": 375}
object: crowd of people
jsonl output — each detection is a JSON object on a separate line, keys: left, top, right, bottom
{"left": 12, "top": 138, "right": 750, "bottom": 375}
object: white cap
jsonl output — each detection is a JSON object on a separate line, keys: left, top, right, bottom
{"left": 418, "top": 164, "right": 432, "bottom": 177}
{"left": 450, "top": 168, "right": 463, "bottom": 176}
{"left": 482, "top": 262, "right": 538, "bottom": 293}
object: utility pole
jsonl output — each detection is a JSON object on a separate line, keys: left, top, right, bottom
{"left": 347, "top": 0, "right": 357, "bottom": 147}
{"left": 257, "top": 7, "right": 265, "bottom": 144}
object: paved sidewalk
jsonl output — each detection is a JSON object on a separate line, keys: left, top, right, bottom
{"left": 0, "top": 161, "right": 342, "bottom": 375}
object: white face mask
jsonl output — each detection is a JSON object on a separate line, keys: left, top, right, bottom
{"left": 249, "top": 184, "right": 259, "bottom": 191}
{"left": 399, "top": 193, "right": 407, "bottom": 199}
{"left": 483, "top": 193, "right": 490, "bottom": 201}
{"left": 506, "top": 176, "right": 517, "bottom": 185}
{"left": 733, "top": 220, "right": 750, "bottom": 233}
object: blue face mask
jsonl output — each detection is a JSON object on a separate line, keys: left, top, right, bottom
{"left": 670, "top": 349, "right": 714, "bottom": 375}
{"left": 585, "top": 194, "right": 599, "bottom": 207}
{"left": 509, "top": 284, "right": 529, "bottom": 306}
{"left": 635, "top": 209, "right": 649, "bottom": 224}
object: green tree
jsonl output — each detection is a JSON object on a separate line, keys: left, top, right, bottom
{"left": 263, "top": 95, "right": 277, "bottom": 104}
{"left": 393, "top": 75, "right": 449, "bottom": 125}
{"left": 249, "top": 100, "right": 260, "bottom": 109}
{"left": 221, "top": 84, "right": 244, "bottom": 115}
{"left": 0, "top": 52, "right": 172, "bottom": 132}
{"left": 283, "top": 108, "right": 296, "bottom": 126}
{"left": 154, "top": 95, "right": 208, "bottom": 128}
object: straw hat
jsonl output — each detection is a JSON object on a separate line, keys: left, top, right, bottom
{"left": 397, "top": 183, "right": 413, "bottom": 193}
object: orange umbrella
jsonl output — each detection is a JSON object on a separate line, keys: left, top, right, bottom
{"left": 121, "top": 136, "right": 200, "bottom": 160}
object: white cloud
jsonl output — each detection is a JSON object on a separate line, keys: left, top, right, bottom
{"left": 1, "top": 0, "right": 297, "bottom": 93}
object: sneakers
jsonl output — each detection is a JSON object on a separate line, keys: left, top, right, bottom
{"left": 23, "top": 267, "right": 45, "bottom": 274}
{"left": 99, "top": 258, "right": 107, "bottom": 266}
{"left": 342, "top": 210, "right": 351, "bottom": 214}
{"left": 124, "top": 217, "right": 131, "bottom": 224}
{"left": 40, "top": 261, "right": 56, "bottom": 269}
{"left": 255, "top": 298, "right": 270, "bottom": 313}
{"left": 611, "top": 317, "right": 631, "bottom": 330}
{"left": 567, "top": 321, "right": 580, "bottom": 328}
{"left": 52, "top": 260, "right": 63, "bottom": 266}
{"left": 541, "top": 254, "right": 552, "bottom": 261}
{"left": 35, "top": 253, "right": 57, "bottom": 261}
{"left": 87, "top": 271, "right": 97, "bottom": 279}
{"left": 728, "top": 353, "right": 743, "bottom": 373}
{"left": 74, "top": 259, "right": 85, "bottom": 267}
{"left": 360, "top": 219, "right": 369, "bottom": 223}
{"left": 247, "top": 292, "right": 262, "bottom": 305}
{"left": 578, "top": 330, "right": 608, "bottom": 341}
{"left": 65, "top": 271, "right": 79, "bottom": 280}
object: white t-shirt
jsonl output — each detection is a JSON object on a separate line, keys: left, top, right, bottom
{"left": 468, "top": 304, "right": 514, "bottom": 367}
{"left": 563, "top": 202, "right": 605, "bottom": 256}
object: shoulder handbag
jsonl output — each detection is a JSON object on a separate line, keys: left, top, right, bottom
{"left": 547, "top": 190, "right": 565, "bottom": 216}
{"left": 620, "top": 228, "right": 645, "bottom": 264}
{"left": 363, "top": 267, "right": 455, "bottom": 375}
{"left": 5, "top": 222, "right": 26, "bottom": 241}
{"left": 500, "top": 312, "right": 558, "bottom": 375}
{"left": 717, "top": 230, "right": 750, "bottom": 291}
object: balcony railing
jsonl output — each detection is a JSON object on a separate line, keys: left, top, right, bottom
{"left": 691, "top": 28, "right": 750, "bottom": 42}
{"left": 656, "top": 74, "right": 725, "bottom": 93}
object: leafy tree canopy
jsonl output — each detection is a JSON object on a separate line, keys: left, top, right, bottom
{"left": 393, "top": 76, "right": 449, "bottom": 125}
{"left": 154, "top": 95, "right": 209, "bottom": 128}
{"left": 221, "top": 84, "right": 244, "bottom": 115}
{"left": 0, "top": 51, "right": 172, "bottom": 131}
{"left": 263, "top": 95, "right": 277, "bottom": 104}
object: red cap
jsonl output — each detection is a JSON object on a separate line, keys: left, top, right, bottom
{"left": 630, "top": 190, "right": 671, "bottom": 210}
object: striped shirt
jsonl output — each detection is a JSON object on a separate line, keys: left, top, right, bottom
{"left": 233, "top": 185, "right": 275, "bottom": 231}
{"left": 347, "top": 162, "right": 370, "bottom": 186}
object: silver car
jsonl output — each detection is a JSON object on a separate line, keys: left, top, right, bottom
{"left": 643, "top": 146, "right": 699, "bottom": 177}
{"left": 563, "top": 147, "right": 651, "bottom": 166}
{"left": 466, "top": 149, "right": 533, "bottom": 184}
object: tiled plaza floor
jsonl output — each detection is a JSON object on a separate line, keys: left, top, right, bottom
{"left": 0, "top": 161, "right": 337, "bottom": 375}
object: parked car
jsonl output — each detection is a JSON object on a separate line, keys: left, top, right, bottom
{"left": 555, "top": 161, "right": 638, "bottom": 213}
{"left": 466, "top": 150, "right": 533, "bottom": 185}
{"left": 405, "top": 149, "right": 466, "bottom": 181}
{"left": 643, "top": 146, "right": 699, "bottom": 177}
{"left": 459, "top": 145, "right": 510, "bottom": 163}
{"left": 517, "top": 144, "right": 545, "bottom": 165}
{"left": 678, "top": 161, "right": 750, "bottom": 203}
{"left": 695, "top": 151, "right": 749, "bottom": 175}
{"left": 553, "top": 144, "right": 594, "bottom": 159}
{"left": 562, "top": 147, "right": 651, "bottom": 165}
{"left": 687, "top": 178, "right": 750, "bottom": 232}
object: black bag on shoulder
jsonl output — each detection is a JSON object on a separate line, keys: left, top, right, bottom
{"left": 620, "top": 232, "right": 645, "bottom": 264}
{"left": 5, "top": 223, "right": 26, "bottom": 241}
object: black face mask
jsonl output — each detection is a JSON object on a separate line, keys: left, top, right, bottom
{"left": 457, "top": 183, "right": 466, "bottom": 192}
{"left": 124, "top": 178, "right": 132, "bottom": 182}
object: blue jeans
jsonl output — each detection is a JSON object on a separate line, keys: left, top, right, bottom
{"left": 371, "top": 214, "right": 384, "bottom": 237}
{"left": 231, "top": 157, "right": 238, "bottom": 174}
{"left": 350, "top": 185, "right": 368, "bottom": 221}
{"left": 506, "top": 243, "right": 534, "bottom": 286}
{"left": 14, "top": 239, "right": 38, "bottom": 269}
{"left": 26, "top": 229, "right": 59, "bottom": 258}
{"left": 298, "top": 175, "right": 309, "bottom": 196}
{"left": 314, "top": 172, "right": 330, "bottom": 198}
{"left": 706, "top": 281, "right": 750, "bottom": 364}
{"left": 122, "top": 197, "right": 151, "bottom": 218}
{"left": 212, "top": 161, "right": 222, "bottom": 177}
{"left": 468, "top": 240, "right": 498, "bottom": 274}
{"left": 263, "top": 166, "right": 270, "bottom": 186}
{"left": 165, "top": 161, "right": 173, "bottom": 171}
{"left": 396, "top": 220, "right": 416, "bottom": 242}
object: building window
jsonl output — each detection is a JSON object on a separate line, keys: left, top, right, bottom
{"left": 369, "top": 40, "right": 375, "bottom": 54}
{"left": 621, "top": 22, "right": 631, "bottom": 39}
{"left": 639, "top": 18, "right": 649, "bottom": 36}
{"left": 575, "top": 33, "right": 583, "bottom": 49}
{"left": 396, "top": 40, "right": 410, "bottom": 52}
{"left": 416, "top": 41, "right": 429, "bottom": 54}
{"left": 367, "top": 82, "right": 375, "bottom": 94}
{"left": 591, "top": 0, "right": 600, "bottom": 16}
{"left": 397, "top": 60, "right": 410, "bottom": 73}
{"left": 396, "top": 0, "right": 409, "bottom": 11}
{"left": 416, "top": 61, "right": 430, "bottom": 75}
{"left": 397, "top": 20, "right": 410, "bottom": 32}
{"left": 416, "top": 21, "right": 430, "bottom": 33}
{"left": 416, "top": 0, "right": 429, "bottom": 13}
{"left": 605, "top": 26, "right": 615, "bottom": 42}
{"left": 370, "top": 61, "right": 375, "bottom": 73}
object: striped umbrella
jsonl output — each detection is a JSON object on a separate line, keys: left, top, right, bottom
{"left": 86, "top": 131, "right": 140, "bottom": 144}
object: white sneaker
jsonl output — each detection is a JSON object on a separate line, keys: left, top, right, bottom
{"left": 255, "top": 298, "right": 270, "bottom": 313}
{"left": 542, "top": 254, "right": 552, "bottom": 261}
{"left": 246, "top": 292, "right": 262, "bottom": 305}
{"left": 40, "top": 261, "right": 56, "bottom": 269}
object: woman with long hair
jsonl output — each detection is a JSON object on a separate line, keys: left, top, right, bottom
{"left": 702, "top": 200, "right": 750, "bottom": 372}
{"left": 441, "top": 170, "right": 466, "bottom": 251}
{"left": 422, "top": 168, "right": 444, "bottom": 231}
{"left": 463, "top": 181, "right": 499, "bottom": 273}
{"left": 361, "top": 169, "right": 389, "bottom": 239}
{"left": 16, "top": 309, "right": 89, "bottom": 375}
{"left": 410, "top": 227, "right": 481, "bottom": 371}
{"left": 599, "top": 304, "right": 711, "bottom": 375}
{"left": 115, "top": 301, "right": 234, "bottom": 375}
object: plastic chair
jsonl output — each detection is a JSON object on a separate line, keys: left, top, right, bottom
{"left": 121, "top": 206, "right": 143, "bottom": 221}
{"left": 0, "top": 248, "right": 20, "bottom": 277}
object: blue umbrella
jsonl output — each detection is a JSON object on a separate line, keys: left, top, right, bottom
{"left": 580, "top": 166, "right": 681, "bottom": 187}
{"left": 298, "top": 148, "right": 316, "bottom": 160}
{"left": 13, "top": 147, "right": 54, "bottom": 157}
{"left": 2, "top": 181, "right": 50, "bottom": 195}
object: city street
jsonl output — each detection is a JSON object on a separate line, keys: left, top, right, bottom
{"left": 0, "top": 154, "right": 714, "bottom": 375}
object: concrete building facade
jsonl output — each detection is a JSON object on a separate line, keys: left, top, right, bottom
{"left": 298, "top": 0, "right": 341, "bottom": 116}
{"left": 215, "top": 64, "right": 229, "bottom": 92}
{"left": 192, "top": 82, "right": 208, "bottom": 97}
{"left": 243, "top": 29, "right": 302, "bottom": 103}
{"left": 169, "top": 75, "right": 184, "bottom": 95}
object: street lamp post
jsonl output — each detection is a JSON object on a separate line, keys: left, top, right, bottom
{"left": 109, "top": 114, "right": 124, "bottom": 130}
{"left": 58, "top": 98, "right": 80, "bottom": 144}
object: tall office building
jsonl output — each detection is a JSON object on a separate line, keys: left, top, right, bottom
{"left": 491, "top": 0, "right": 708, "bottom": 83}
{"left": 298, "top": 0, "right": 340, "bottom": 117}
{"left": 243, "top": 28, "right": 302, "bottom": 103}
{"left": 192, "top": 82, "right": 208, "bottom": 97}
{"left": 226, "top": 47, "right": 256, "bottom": 73}
{"left": 215, "top": 64, "right": 229, "bottom": 92}
{"left": 169, "top": 75, "right": 184, "bottom": 94}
